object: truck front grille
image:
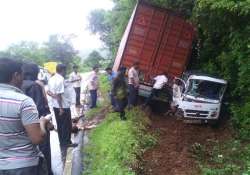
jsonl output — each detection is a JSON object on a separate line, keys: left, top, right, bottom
{"left": 185, "top": 110, "right": 209, "bottom": 118}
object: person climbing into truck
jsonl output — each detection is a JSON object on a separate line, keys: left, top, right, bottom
{"left": 128, "top": 61, "right": 140, "bottom": 108}
{"left": 144, "top": 72, "right": 168, "bottom": 106}
{"left": 165, "top": 78, "right": 182, "bottom": 116}
{"left": 112, "top": 67, "right": 128, "bottom": 120}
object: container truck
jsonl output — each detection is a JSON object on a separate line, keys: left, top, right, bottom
{"left": 113, "top": 0, "right": 227, "bottom": 124}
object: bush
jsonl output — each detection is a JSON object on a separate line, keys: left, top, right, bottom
{"left": 231, "top": 103, "right": 250, "bottom": 139}
{"left": 193, "top": 140, "right": 250, "bottom": 175}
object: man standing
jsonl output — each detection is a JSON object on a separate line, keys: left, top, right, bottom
{"left": 105, "top": 67, "right": 116, "bottom": 108}
{"left": 144, "top": 72, "right": 168, "bottom": 105}
{"left": 69, "top": 65, "right": 82, "bottom": 107}
{"left": 128, "top": 61, "right": 140, "bottom": 107}
{"left": 0, "top": 58, "right": 49, "bottom": 175}
{"left": 112, "top": 67, "right": 128, "bottom": 120}
{"left": 88, "top": 66, "right": 99, "bottom": 108}
{"left": 47, "top": 64, "right": 76, "bottom": 148}
{"left": 105, "top": 67, "right": 116, "bottom": 82}
{"left": 21, "top": 63, "right": 53, "bottom": 175}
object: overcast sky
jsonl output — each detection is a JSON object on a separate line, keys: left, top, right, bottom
{"left": 0, "top": 0, "right": 113, "bottom": 51}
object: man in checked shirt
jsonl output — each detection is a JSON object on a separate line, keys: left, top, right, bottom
{"left": 0, "top": 58, "right": 50, "bottom": 175}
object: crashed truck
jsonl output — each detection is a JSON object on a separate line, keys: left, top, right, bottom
{"left": 113, "top": 0, "right": 227, "bottom": 124}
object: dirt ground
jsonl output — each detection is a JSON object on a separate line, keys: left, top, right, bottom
{"left": 141, "top": 113, "right": 232, "bottom": 175}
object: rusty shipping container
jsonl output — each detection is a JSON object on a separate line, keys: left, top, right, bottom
{"left": 113, "top": 1, "right": 196, "bottom": 86}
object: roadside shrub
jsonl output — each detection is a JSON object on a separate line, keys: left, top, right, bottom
{"left": 231, "top": 102, "right": 250, "bottom": 139}
{"left": 194, "top": 140, "right": 250, "bottom": 175}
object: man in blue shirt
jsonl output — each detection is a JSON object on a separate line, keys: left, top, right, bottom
{"left": 105, "top": 67, "right": 116, "bottom": 82}
{"left": 105, "top": 67, "right": 117, "bottom": 108}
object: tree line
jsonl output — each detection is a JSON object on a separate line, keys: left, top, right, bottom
{"left": 0, "top": 34, "right": 106, "bottom": 72}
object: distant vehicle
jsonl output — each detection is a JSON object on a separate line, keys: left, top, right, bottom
{"left": 174, "top": 72, "right": 227, "bottom": 125}
{"left": 44, "top": 62, "right": 58, "bottom": 75}
{"left": 113, "top": 0, "right": 196, "bottom": 99}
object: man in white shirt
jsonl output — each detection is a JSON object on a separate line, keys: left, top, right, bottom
{"left": 69, "top": 65, "right": 82, "bottom": 107}
{"left": 144, "top": 72, "right": 168, "bottom": 105}
{"left": 128, "top": 61, "right": 140, "bottom": 107}
{"left": 168, "top": 78, "right": 183, "bottom": 116}
{"left": 47, "top": 64, "right": 76, "bottom": 148}
{"left": 88, "top": 66, "right": 99, "bottom": 108}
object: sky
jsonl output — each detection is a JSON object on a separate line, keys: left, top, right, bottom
{"left": 0, "top": 0, "right": 113, "bottom": 51}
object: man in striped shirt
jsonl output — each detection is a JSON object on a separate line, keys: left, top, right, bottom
{"left": 0, "top": 58, "right": 49, "bottom": 175}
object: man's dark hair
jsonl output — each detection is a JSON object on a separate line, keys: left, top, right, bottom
{"left": 56, "top": 64, "right": 67, "bottom": 73}
{"left": 118, "top": 66, "right": 126, "bottom": 74}
{"left": 105, "top": 67, "right": 112, "bottom": 71}
{"left": 0, "top": 58, "right": 23, "bottom": 83}
{"left": 93, "top": 65, "right": 99, "bottom": 70}
{"left": 22, "top": 63, "right": 39, "bottom": 81}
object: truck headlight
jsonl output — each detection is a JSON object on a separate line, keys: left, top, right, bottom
{"left": 211, "top": 111, "right": 218, "bottom": 118}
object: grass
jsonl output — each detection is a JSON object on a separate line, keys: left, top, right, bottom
{"left": 84, "top": 105, "right": 104, "bottom": 119}
{"left": 191, "top": 140, "right": 250, "bottom": 175}
{"left": 99, "top": 74, "right": 110, "bottom": 101}
{"left": 83, "top": 108, "right": 157, "bottom": 175}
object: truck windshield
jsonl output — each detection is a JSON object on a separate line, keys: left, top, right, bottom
{"left": 186, "top": 79, "right": 226, "bottom": 100}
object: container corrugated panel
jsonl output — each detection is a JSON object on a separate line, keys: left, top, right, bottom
{"left": 113, "top": 1, "right": 196, "bottom": 84}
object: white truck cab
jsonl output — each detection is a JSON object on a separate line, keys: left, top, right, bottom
{"left": 174, "top": 73, "right": 227, "bottom": 124}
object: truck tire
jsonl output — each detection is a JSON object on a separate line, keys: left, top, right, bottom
{"left": 209, "top": 119, "right": 220, "bottom": 128}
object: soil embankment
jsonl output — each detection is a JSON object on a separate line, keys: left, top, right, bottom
{"left": 141, "top": 114, "right": 232, "bottom": 175}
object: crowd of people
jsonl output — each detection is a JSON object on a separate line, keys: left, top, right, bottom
{"left": 0, "top": 58, "right": 100, "bottom": 175}
{"left": 107, "top": 61, "right": 181, "bottom": 120}
{"left": 0, "top": 57, "right": 178, "bottom": 174}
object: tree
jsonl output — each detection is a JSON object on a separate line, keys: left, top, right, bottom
{"left": 192, "top": 0, "right": 250, "bottom": 138}
{"left": 45, "top": 34, "right": 78, "bottom": 66}
{"left": 84, "top": 50, "right": 104, "bottom": 68}
{"left": 0, "top": 41, "right": 49, "bottom": 65}
{"left": 88, "top": 0, "right": 136, "bottom": 59}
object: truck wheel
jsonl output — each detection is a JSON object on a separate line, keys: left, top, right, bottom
{"left": 175, "top": 108, "right": 184, "bottom": 120}
{"left": 209, "top": 120, "right": 220, "bottom": 128}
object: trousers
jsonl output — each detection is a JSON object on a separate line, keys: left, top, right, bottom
{"left": 128, "top": 85, "right": 138, "bottom": 107}
{"left": 53, "top": 108, "right": 72, "bottom": 146}
{"left": 74, "top": 87, "right": 81, "bottom": 106}
{"left": 0, "top": 157, "right": 48, "bottom": 175}
{"left": 90, "top": 90, "right": 97, "bottom": 108}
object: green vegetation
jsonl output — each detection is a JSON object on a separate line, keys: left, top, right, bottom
{"left": 99, "top": 74, "right": 110, "bottom": 98}
{"left": 0, "top": 35, "right": 81, "bottom": 67}
{"left": 192, "top": 140, "right": 250, "bottom": 175}
{"left": 0, "top": 35, "right": 109, "bottom": 72}
{"left": 83, "top": 50, "right": 104, "bottom": 68}
{"left": 192, "top": 0, "right": 250, "bottom": 140}
{"left": 83, "top": 108, "right": 156, "bottom": 175}
{"left": 83, "top": 62, "right": 157, "bottom": 175}
{"left": 85, "top": 106, "right": 103, "bottom": 120}
{"left": 88, "top": 0, "right": 250, "bottom": 174}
